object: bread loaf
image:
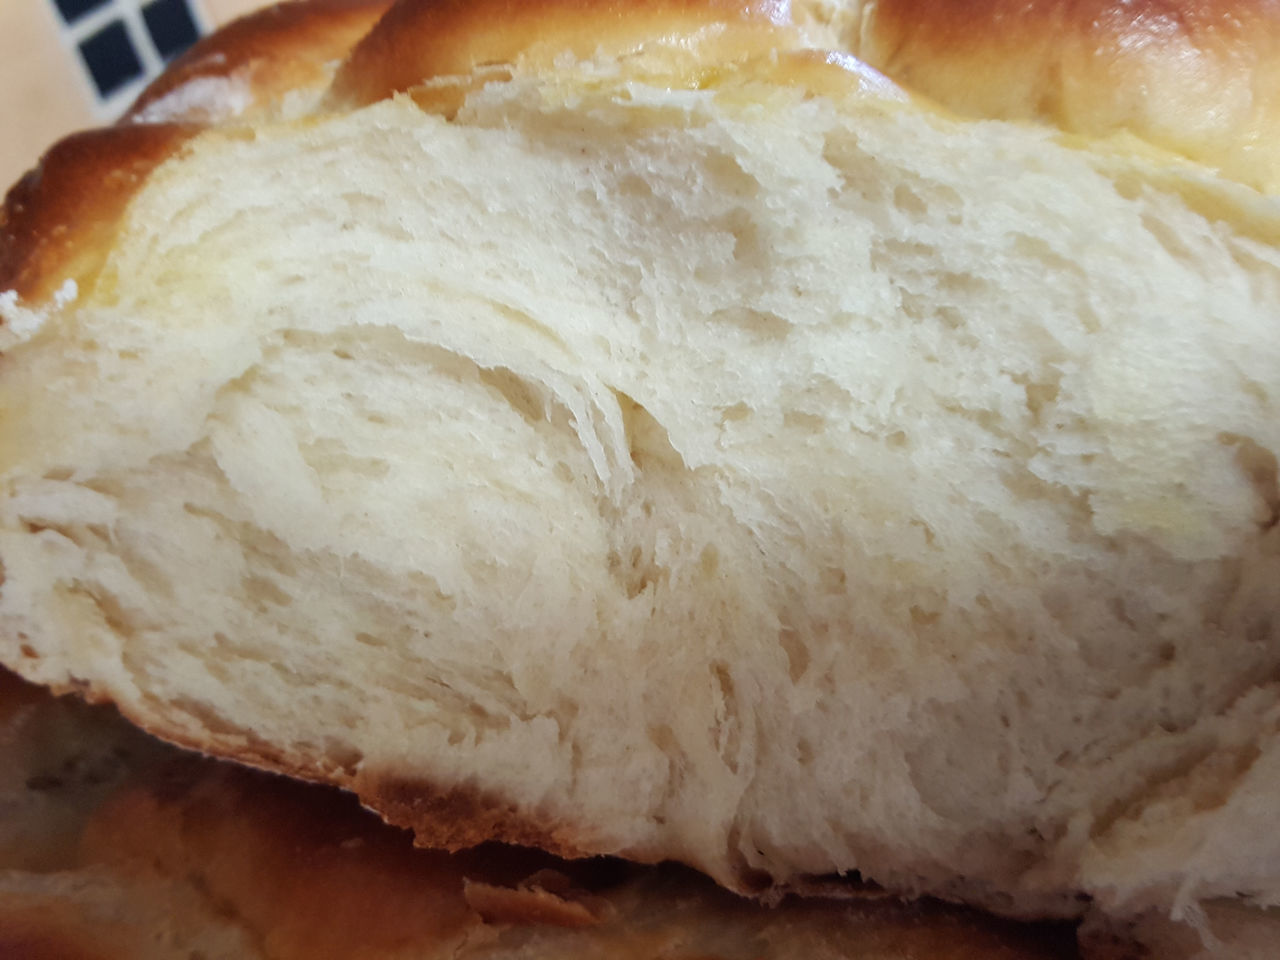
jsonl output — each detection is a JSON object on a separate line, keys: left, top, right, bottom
{"left": 3, "top": 0, "right": 1280, "bottom": 925}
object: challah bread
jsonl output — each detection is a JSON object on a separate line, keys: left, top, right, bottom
{"left": 3, "top": 0, "right": 1280, "bottom": 925}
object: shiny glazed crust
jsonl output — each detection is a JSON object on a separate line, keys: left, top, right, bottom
{"left": 328, "top": 0, "right": 801, "bottom": 106}
{"left": 0, "top": 125, "right": 197, "bottom": 303}
{"left": 127, "top": 0, "right": 393, "bottom": 122}
{"left": 852, "top": 0, "right": 1280, "bottom": 190}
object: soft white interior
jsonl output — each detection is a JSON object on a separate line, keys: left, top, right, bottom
{"left": 3, "top": 62, "right": 1280, "bottom": 916}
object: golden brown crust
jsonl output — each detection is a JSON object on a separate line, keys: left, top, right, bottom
{"left": 461, "top": 875, "right": 611, "bottom": 927}
{"left": 0, "top": 125, "right": 196, "bottom": 304}
{"left": 76, "top": 740, "right": 1081, "bottom": 960}
{"left": 127, "top": 0, "right": 393, "bottom": 123}
{"left": 96, "top": 681, "right": 599, "bottom": 868}
{"left": 328, "top": 0, "right": 800, "bottom": 107}
{"left": 0, "top": 656, "right": 571, "bottom": 880}
{"left": 0, "top": 923, "right": 116, "bottom": 960}
{"left": 83, "top": 769, "right": 1085, "bottom": 958}
{"left": 854, "top": 0, "right": 1280, "bottom": 190}
{"left": 81, "top": 768, "right": 488, "bottom": 958}
{"left": 354, "top": 773, "right": 596, "bottom": 862}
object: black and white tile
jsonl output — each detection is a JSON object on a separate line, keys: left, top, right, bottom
{"left": 49, "top": 0, "right": 210, "bottom": 118}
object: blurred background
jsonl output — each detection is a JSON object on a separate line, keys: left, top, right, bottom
{"left": 3, "top": 0, "right": 267, "bottom": 188}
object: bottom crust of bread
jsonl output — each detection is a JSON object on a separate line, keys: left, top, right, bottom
{"left": 8, "top": 667, "right": 1280, "bottom": 959}
{"left": 0, "top": 666, "right": 1099, "bottom": 960}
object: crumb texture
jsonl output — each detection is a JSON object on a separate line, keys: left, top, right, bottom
{"left": 2, "top": 13, "right": 1280, "bottom": 921}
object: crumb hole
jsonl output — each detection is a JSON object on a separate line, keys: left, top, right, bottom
{"left": 779, "top": 627, "right": 810, "bottom": 682}
{"left": 783, "top": 410, "right": 825, "bottom": 434}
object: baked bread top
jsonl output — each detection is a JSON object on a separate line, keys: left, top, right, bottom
{"left": 3, "top": 0, "right": 1280, "bottom": 928}
{"left": 11, "top": 0, "right": 1280, "bottom": 304}
{"left": 848, "top": 0, "right": 1280, "bottom": 192}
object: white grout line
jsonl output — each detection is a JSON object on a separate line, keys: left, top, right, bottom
{"left": 116, "top": 0, "right": 165, "bottom": 77}
{"left": 63, "top": 3, "right": 128, "bottom": 44}
{"left": 188, "top": 0, "right": 212, "bottom": 36}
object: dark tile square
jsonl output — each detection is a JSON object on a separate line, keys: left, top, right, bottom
{"left": 78, "top": 20, "right": 144, "bottom": 98}
{"left": 53, "top": 0, "right": 110, "bottom": 26}
{"left": 143, "top": 0, "right": 200, "bottom": 61}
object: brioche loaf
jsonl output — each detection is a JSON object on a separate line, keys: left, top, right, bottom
{"left": 3, "top": 0, "right": 1280, "bottom": 927}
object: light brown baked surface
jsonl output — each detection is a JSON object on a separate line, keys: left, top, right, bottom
{"left": 128, "top": 0, "right": 393, "bottom": 121}
{"left": 0, "top": 667, "right": 1080, "bottom": 960}
{"left": 0, "top": 124, "right": 198, "bottom": 303}
{"left": 848, "top": 0, "right": 1280, "bottom": 191}
{"left": 327, "top": 0, "right": 807, "bottom": 106}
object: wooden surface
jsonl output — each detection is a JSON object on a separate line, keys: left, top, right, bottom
{"left": 2, "top": 0, "right": 267, "bottom": 192}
